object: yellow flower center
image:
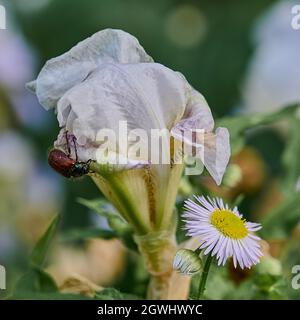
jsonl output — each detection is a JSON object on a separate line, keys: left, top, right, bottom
{"left": 210, "top": 209, "right": 248, "bottom": 239}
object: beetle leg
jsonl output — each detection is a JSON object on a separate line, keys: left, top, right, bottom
{"left": 65, "top": 130, "right": 71, "bottom": 156}
{"left": 86, "top": 159, "right": 94, "bottom": 173}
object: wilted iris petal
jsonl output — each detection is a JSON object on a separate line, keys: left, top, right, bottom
{"left": 172, "top": 119, "right": 230, "bottom": 185}
{"left": 27, "top": 29, "right": 153, "bottom": 110}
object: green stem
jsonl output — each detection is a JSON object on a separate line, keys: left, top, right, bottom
{"left": 198, "top": 253, "right": 213, "bottom": 299}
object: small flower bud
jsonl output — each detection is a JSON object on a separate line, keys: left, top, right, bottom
{"left": 173, "top": 249, "right": 203, "bottom": 276}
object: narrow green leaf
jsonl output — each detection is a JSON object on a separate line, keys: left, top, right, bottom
{"left": 78, "top": 198, "right": 138, "bottom": 251}
{"left": 261, "top": 192, "right": 300, "bottom": 238}
{"left": 217, "top": 104, "right": 299, "bottom": 154}
{"left": 30, "top": 214, "right": 60, "bottom": 267}
{"left": 282, "top": 118, "right": 300, "bottom": 194}
{"left": 77, "top": 198, "right": 118, "bottom": 219}
{"left": 61, "top": 227, "right": 117, "bottom": 242}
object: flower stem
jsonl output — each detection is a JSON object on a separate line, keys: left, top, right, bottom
{"left": 197, "top": 253, "right": 213, "bottom": 299}
{"left": 134, "top": 229, "right": 190, "bottom": 299}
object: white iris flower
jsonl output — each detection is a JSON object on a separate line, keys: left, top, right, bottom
{"left": 27, "top": 28, "right": 230, "bottom": 234}
{"left": 27, "top": 29, "right": 232, "bottom": 299}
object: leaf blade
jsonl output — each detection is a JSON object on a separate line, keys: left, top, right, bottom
{"left": 30, "top": 214, "right": 61, "bottom": 267}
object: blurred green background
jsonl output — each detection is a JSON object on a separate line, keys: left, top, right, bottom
{"left": 1, "top": 0, "right": 300, "bottom": 299}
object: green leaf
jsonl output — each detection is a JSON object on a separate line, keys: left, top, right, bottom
{"left": 78, "top": 198, "right": 138, "bottom": 251}
{"left": 30, "top": 214, "right": 60, "bottom": 267}
{"left": 282, "top": 118, "right": 300, "bottom": 194}
{"left": 261, "top": 192, "right": 300, "bottom": 239}
{"left": 253, "top": 274, "right": 287, "bottom": 300}
{"left": 95, "top": 288, "right": 140, "bottom": 300}
{"left": 14, "top": 267, "right": 58, "bottom": 294}
{"left": 12, "top": 216, "right": 61, "bottom": 299}
{"left": 61, "top": 227, "right": 117, "bottom": 242}
{"left": 217, "top": 104, "right": 299, "bottom": 154}
{"left": 77, "top": 198, "right": 118, "bottom": 219}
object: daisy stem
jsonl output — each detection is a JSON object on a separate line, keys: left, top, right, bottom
{"left": 197, "top": 253, "right": 213, "bottom": 299}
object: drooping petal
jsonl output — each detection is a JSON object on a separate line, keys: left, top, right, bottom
{"left": 202, "top": 127, "right": 230, "bottom": 185}
{"left": 26, "top": 29, "right": 153, "bottom": 110}
{"left": 171, "top": 103, "right": 230, "bottom": 185}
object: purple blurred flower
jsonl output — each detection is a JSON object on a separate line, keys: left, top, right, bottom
{"left": 0, "top": 31, "right": 49, "bottom": 128}
{"left": 243, "top": 0, "right": 300, "bottom": 113}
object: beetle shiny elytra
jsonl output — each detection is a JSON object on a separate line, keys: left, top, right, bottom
{"left": 48, "top": 149, "right": 91, "bottom": 178}
{"left": 48, "top": 132, "right": 92, "bottom": 178}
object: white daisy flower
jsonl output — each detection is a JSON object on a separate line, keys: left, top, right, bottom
{"left": 183, "top": 196, "right": 263, "bottom": 269}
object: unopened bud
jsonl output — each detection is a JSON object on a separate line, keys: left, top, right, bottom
{"left": 173, "top": 249, "right": 202, "bottom": 276}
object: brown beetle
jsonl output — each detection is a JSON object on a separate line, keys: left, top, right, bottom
{"left": 48, "top": 132, "right": 91, "bottom": 178}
